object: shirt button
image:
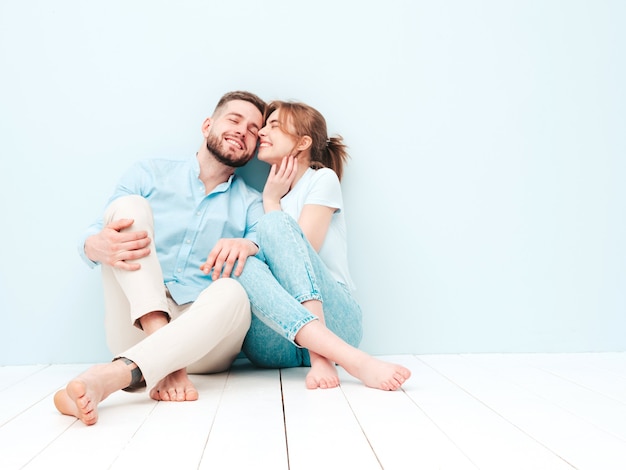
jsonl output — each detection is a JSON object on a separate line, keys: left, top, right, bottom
{"left": 177, "top": 268, "right": 182, "bottom": 273}
{"left": 196, "top": 212, "right": 201, "bottom": 216}
{"left": 186, "top": 239, "right": 191, "bottom": 244}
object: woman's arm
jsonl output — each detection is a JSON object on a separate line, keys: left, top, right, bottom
{"left": 298, "top": 204, "right": 336, "bottom": 252}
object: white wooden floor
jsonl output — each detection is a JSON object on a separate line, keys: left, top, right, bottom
{"left": 1, "top": 353, "right": 626, "bottom": 470}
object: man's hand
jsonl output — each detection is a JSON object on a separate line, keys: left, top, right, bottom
{"left": 200, "top": 238, "right": 259, "bottom": 280}
{"left": 263, "top": 156, "right": 298, "bottom": 212}
{"left": 84, "top": 219, "right": 151, "bottom": 271}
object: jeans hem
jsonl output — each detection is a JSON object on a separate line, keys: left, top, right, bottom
{"left": 286, "top": 315, "right": 317, "bottom": 343}
{"left": 294, "top": 292, "right": 322, "bottom": 304}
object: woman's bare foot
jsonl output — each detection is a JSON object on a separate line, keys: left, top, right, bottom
{"left": 149, "top": 368, "right": 198, "bottom": 401}
{"left": 53, "top": 361, "right": 132, "bottom": 425}
{"left": 306, "top": 352, "right": 340, "bottom": 389}
{"left": 343, "top": 354, "right": 411, "bottom": 391}
{"left": 295, "top": 320, "right": 412, "bottom": 392}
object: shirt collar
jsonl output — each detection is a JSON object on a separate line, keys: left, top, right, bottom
{"left": 190, "top": 154, "right": 236, "bottom": 195}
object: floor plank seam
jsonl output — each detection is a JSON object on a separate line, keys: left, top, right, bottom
{"left": 401, "top": 370, "right": 480, "bottom": 469}
{"left": 339, "top": 383, "right": 384, "bottom": 469}
{"left": 109, "top": 399, "right": 161, "bottom": 468}
{"left": 279, "top": 369, "right": 291, "bottom": 470}
{"left": 0, "top": 364, "right": 51, "bottom": 394}
{"left": 197, "top": 368, "right": 231, "bottom": 468}
{"left": 24, "top": 415, "right": 77, "bottom": 468}
{"left": 534, "top": 364, "right": 626, "bottom": 407}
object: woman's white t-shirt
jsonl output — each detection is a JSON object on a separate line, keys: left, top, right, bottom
{"left": 280, "top": 167, "right": 356, "bottom": 291}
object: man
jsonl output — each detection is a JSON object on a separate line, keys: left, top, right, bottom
{"left": 54, "top": 91, "right": 266, "bottom": 426}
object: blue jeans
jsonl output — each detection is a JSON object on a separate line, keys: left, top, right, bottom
{"left": 236, "top": 211, "right": 363, "bottom": 368}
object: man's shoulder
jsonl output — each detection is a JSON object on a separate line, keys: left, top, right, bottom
{"left": 128, "top": 157, "right": 192, "bottom": 178}
{"left": 137, "top": 156, "right": 190, "bottom": 169}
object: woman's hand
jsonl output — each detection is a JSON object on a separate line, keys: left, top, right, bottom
{"left": 263, "top": 156, "right": 298, "bottom": 212}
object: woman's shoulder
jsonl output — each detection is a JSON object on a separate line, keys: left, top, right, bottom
{"left": 303, "top": 167, "right": 343, "bottom": 203}
{"left": 308, "top": 167, "right": 340, "bottom": 185}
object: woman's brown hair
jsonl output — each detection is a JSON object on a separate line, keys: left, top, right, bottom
{"left": 265, "top": 100, "right": 349, "bottom": 180}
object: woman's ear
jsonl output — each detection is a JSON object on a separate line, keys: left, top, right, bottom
{"left": 297, "top": 135, "right": 313, "bottom": 151}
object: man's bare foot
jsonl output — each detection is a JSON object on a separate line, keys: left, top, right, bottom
{"left": 53, "top": 361, "right": 132, "bottom": 425}
{"left": 54, "top": 384, "right": 92, "bottom": 424}
{"left": 149, "top": 368, "right": 198, "bottom": 401}
{"left": 343, "top": 355, "right": 411, "bottom": 391}
{"left": 306, "top": 352, "right": 340, "bottom": 389}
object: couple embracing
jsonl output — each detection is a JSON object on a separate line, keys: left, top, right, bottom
{"left": 55, "top": 91, "right": 411, "bottom": 426}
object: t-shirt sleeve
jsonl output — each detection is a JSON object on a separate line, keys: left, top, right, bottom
{"left": 304, "top": 168, "right": 343, "bottom": 212}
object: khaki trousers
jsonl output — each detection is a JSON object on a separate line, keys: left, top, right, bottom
{"left": 100, "top": 195, "right": 251, "bottom": 391}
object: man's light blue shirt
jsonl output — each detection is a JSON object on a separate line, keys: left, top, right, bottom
{"left": 78, "top": 155, "right": 264, "bottom": 305}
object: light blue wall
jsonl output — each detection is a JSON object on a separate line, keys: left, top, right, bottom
{"left": 1, "top": 1, "right": 624, "bottom": 365}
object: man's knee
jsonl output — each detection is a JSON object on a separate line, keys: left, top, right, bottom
{"left": 104, "top": 195, "right": 153, "bottom": 224}
{"left": 211, "top": 277, "right": 248, "bottom": 301}
{"left": 206, "top": 278, "right": 251, "bottom": 322}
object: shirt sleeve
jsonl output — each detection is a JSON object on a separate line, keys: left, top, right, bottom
{"left": 77, "top": 161, "right": 150, "bottom": 268}
{"left": 77, "top": 225, "right": 101, "bottom": 268}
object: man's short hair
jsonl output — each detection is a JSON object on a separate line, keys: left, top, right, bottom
{"left": 214, "top": 91, "right": 266, "bottom": 117}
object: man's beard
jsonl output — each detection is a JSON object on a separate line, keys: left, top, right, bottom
{"left": 206, "top": 133, "right": 253, "bottom": 168}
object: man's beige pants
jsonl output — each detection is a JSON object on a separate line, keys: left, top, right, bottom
{"left": 100, "top": 195, "right": 251, "bottom": 391}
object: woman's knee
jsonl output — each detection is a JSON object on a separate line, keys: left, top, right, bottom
{"left": 258, "top": 210, "right": 298, "bottom": 237}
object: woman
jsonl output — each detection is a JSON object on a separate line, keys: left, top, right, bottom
{"left": 238, "top": 101, "right": 411, "bottom": 390}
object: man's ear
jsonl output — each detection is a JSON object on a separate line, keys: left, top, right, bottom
{"left": 201, "top": 117, "right": 213, "bottom": 137}
{"left": 297, "top": 136, "right": 312, "bottom": 151}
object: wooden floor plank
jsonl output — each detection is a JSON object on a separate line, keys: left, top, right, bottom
{"left": 281, "top": 367, "right": 381, "bottom": 470}
{"left": 0, "top": 365, "right": 48, "bottom": 391}
{"left": 404, "top": 355, "right": 575, "bottom": 470}
{"left": 462, "top": 354, "right": 626, "bottom": 443}
{"left": 421, "top": 354, "right": 626, "bottom": 470}
{"left": 338, "top": 356, "right": 477, "bottom": 470}
{"left": 109, "top": 373, "right": 229, "bottom": 469}
{"left": 579, "top": 352, "right": 626, "bottom": 379}
{"left": 516, "top": 353, "right": 626, "bottom": 406}
{"left": 559, "top": 352, "right": 626, "bottom": 378}
{"left": 0, "top": 390, "right": 77, "bottom": 470}
{"left": 199, "top": 363, "right": 288, "bottom": 470}
{"left": 0, "top": 364, "right": 90, "bottom": 427}
{"left": 1, "top": 355, "right": 625, "bottom": 470}
{"left": 23, "top": 388, "right": 158, "bottom": 469}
